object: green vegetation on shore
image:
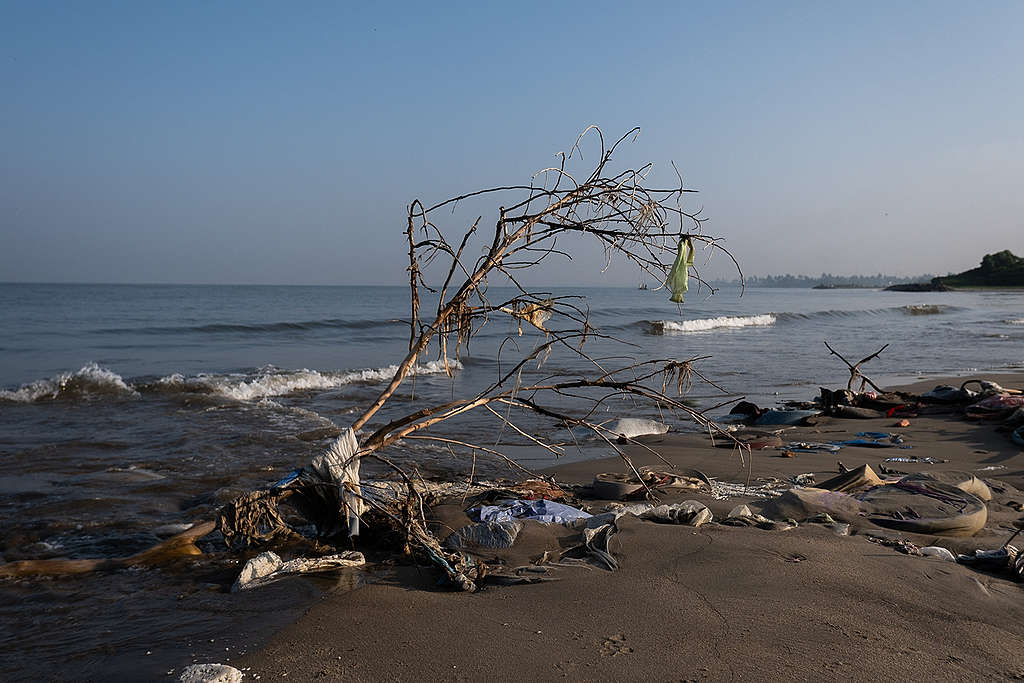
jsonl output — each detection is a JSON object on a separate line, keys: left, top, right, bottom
{"left": 933, "top": 250, "right": 1024, "bottom": 288}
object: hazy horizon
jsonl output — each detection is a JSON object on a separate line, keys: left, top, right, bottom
{"left": 3, "top": 2, "right": 1022, "bottom": 286}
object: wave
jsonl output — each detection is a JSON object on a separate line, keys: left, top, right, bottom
{"left": 1005, "top": 318, "right": 1024, "bottom": 325}
{"left": 150, "top": 360, "right": 462, "bottom": 401}
{"left": 149, "top": 359, "right": 462, "bottom": 401}
{"left": 901, "top": 304, "right": 951, "bottom": 315}
{"left": 92, "top": 317, "right": 405, "bottom": 336}
{"left": 638, "top": 304, "right": 963, "bottom": 334}
{"left": 0, "top": 363, "right": 137, "bottom": 402}
{"left": 646, "top": 314, "right": 776, "bottom": 333}
{"left": 2, "top": 359, "right": 461, "bottom": 403}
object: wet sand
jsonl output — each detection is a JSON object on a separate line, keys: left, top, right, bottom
{"left": 236, "top": 374, "right": 1024, "bottom": 681}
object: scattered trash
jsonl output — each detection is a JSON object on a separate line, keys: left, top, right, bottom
{"left": 835, "top": 433, "right": 909, "bottom": 448}
{"left": 721, "top": 504, "right": 795, "bottom": 530}
{"left": 803, "top": 513, "right": 851, "bottom": 536}
{"left": 754, "top": 409, "right": 820, "bottom": 426}
{"left": 860, "top": 479, "right": 988, "bottom": 537}
{"left": 783, "top": 442, "right": 842, "bottom": 453}
{"left": 919, "top": 546, "right": 956, "bottom": 562}
{"left": 921, "top": 385, "right": 975, "bottom": 403}
{"left": 884, "top": 456, "right": 943, "bottom": 464}
{"left": 232, "top": 550, "right": 365, "bottom": 592}
{"left": 473, "top": 499, "right": 592, "bottom": 525}
{"left": 179, "top": 663, "right": 243, "bottom": 683}
{"left": 444, "top": 521, "right": 523, "bottom": 550}
{"left": 957, "top": 545, "right": 1020, "bottom": 573}
{"left": 833, "top": 405, "right": 884, "bottom": 419}
{"left": 592, "top": 473, "right": 644, "bottom": 500}
{"left": 816, "top": 464, "right": 883, "bottom": 493}
{"left": 608, "top": 418, "right": 669, "bottom": 439}
{"left": 895, "top": 419, "right": 912, "bottom": 428}
{"left": 966, "top": 395, "right": 1024, "bottom": 419}
{"left": 637, "top": 500, "right": 713, "bottom": 526}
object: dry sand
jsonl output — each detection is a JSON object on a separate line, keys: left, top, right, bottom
{"left": 237, "top": 374, "right": 1024, "bottom": 681}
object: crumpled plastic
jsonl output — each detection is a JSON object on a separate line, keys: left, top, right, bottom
{"left": 666, "top": 237, "right": 694, "bottom": 303}
{"left": 309, "top": 428, "right": 365, "bottom": 536}
{"left": 473, "top": 499, "right": 592, "bottom": 525}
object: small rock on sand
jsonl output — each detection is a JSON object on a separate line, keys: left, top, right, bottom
{"left": 179, "top": 663, "right": 242, "bottom": 683}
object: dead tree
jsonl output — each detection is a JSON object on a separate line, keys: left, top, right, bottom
{"left": 221, "top": 127, "right": 743, "bottom": 589}
{"left": 824, "top": 341, "right": 888, "bottom": 392}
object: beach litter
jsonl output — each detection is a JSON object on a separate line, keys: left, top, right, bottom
{"left": 919, "top": 546, "right": 956, "bottom": 562}
{"left": 444, "top": 521, "right": 523, "bottom": 550}
{"left": 783, "top": 442, "right": 842, "bottom": 453}
{"left": 473, "top": 499, "right": 592, "bottom": 525}
{"left": 592, "top": 467, "right": 711, "bottom": 500}
{"left": 635, "top": 500, "right": 713, "bottom": 526}
{"left": 232, "top": 550, "right": 365, "bottom": 592}
{"left": 957, "top": 545, "right": 1020, "bottom": 575}
{"left": 883, "top": 456, "right": 944, "bottom": 464}
{"left": 608, "top": 417, "right": 669, "bottom": 440}
{"left": 179, "top": 663, "right": 242, "bottom": 683}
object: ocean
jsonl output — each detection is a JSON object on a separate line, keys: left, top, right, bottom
{"left": 1, "top": 282, "right": 1022, "bottom": 679}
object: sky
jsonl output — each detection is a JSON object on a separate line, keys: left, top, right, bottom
{"left": 1, "top": 1, "right": 1022, "bottom": 285}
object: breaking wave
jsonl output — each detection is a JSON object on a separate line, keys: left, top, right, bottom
{"left": 1004, "top": 318, "right": 1024, "bottom": 325}
{"left": 150, "top": 359, "right": 462, "bottom": 401}
{"left": 1, "top": 359, "right": 462, "bottom": 403}
{"left": 0, "top": 363, "right": 137, "bottom": 402}
{"left": 647, "top": 314, "right": 776, "bottom": 333}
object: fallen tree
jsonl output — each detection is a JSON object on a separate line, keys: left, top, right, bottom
{"left": 218, "top": 127, "right": 746, "bottom": 589}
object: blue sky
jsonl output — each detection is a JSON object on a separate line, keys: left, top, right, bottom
{"left": 1, "top": 1, "right": 1021, "bottom": 284}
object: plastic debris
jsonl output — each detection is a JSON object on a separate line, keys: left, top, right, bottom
{"left": 637, "top": 500, "right": 713, "bottom": 526}
{"left": 666, "top": 236, "right": 694, "bottom": 303}
{"left": 919, "top": 546, "right": 956, "bottom": 562}
{"left": 179, "top": 663, "right": 242, "bottom": 683}
{"left": 232, "top": 550, "right": 365, "bottom": 592}
{"left": 784, "top": 442, "right": 842, "bottom": 453}
{"left": 883, "top": 456, "right": 944, "bottom": 464}
{"left": 608, "top": 418, "right": 669, "bottom": 439}
{"left": 444, "top": 521, "right": 523, "bottom": 550}
{"left": 957, "top": 545, "right": 1019, "bottom": 572}
{"left": 474, "top": 499, "right": 592, "bottom": 525}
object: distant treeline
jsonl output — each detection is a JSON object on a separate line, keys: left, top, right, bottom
{"left": 717, "top": 273, "right": 941, "bottom": 288}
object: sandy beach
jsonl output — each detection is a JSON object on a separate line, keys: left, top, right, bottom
{"left": 231, "top": 373, "right": 1024, "bottom": 681}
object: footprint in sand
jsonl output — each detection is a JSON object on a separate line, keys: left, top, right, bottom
{"left": 600, "top": 634, "right": 634, "bottom": 656}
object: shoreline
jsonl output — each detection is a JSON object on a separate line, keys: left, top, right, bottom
{"left": 231, "top": 372, "right": 1024, "bottom": 681}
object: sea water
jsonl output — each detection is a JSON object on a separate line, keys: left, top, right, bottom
{"left": 0, "top": 282, "right": 1022, "bottom": 678}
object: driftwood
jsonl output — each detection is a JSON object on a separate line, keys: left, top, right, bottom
{"left": 824, "top": 341, "right": 888, "bottom": 393}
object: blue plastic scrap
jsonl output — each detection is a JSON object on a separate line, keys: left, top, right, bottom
{"left": 473, "top": 499, "right": 592, "bottom": 525}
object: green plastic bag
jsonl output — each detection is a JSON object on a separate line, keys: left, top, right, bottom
{"left": 667, "top": 237, "right": 694, "bottom": 303}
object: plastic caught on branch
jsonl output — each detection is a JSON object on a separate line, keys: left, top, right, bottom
{"left": 667, "top": 237, "right": 694, "bottom": 303}
{"left": 308, "top": 428, "right": 365, "bottom": 536}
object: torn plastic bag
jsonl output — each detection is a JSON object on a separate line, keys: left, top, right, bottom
{"left": 307, "top": 428, "right": 365, "bottom": 536}
{"left": 666, "top": 237, "right": 694, "bottom": 303}
{"left": 473, "top": 499, "right": 592, "bottom": 525}
{"left": 444, "top": 521, "right": 523, "bottom": 550}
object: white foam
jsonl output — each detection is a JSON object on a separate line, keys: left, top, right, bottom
{"left": 0, "top": 363, "right": 136, "bottom": 402}
{"left": 156, "top": 358, "right": 462, "bottom": 401}
{"left": 654, "top": 314, "right": 776, "bottom": 333}
{"left": 1004, "top": 318, "right": 1024, "bottom": 325}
